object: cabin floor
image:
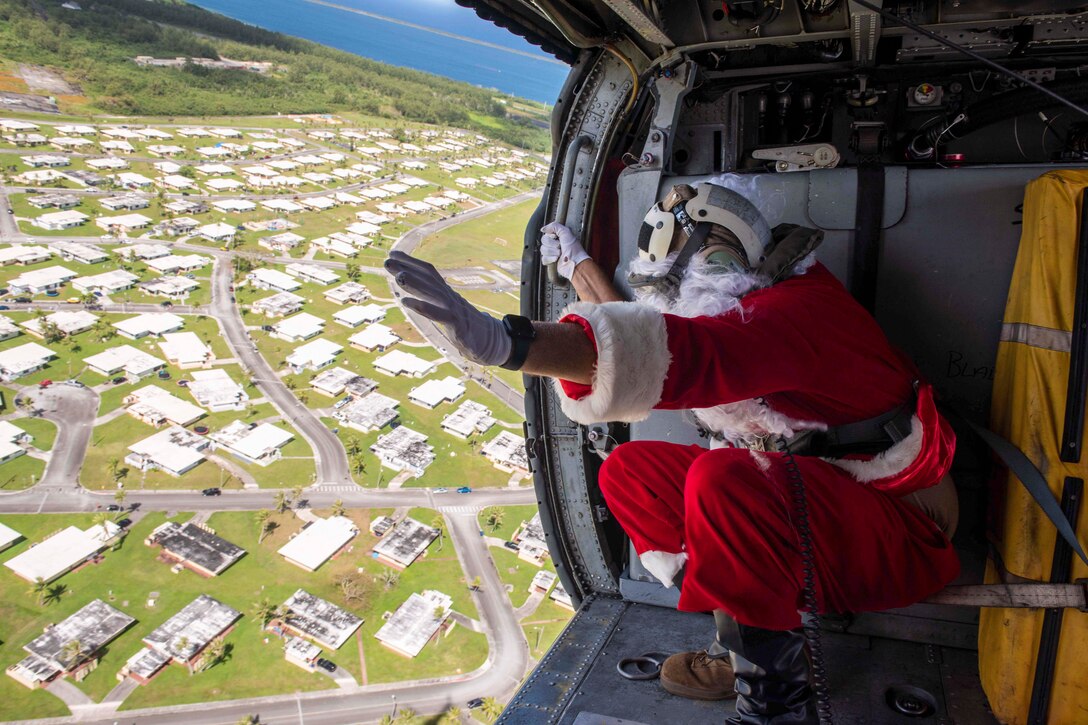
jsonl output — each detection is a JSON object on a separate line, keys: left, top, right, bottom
{"left": 500, "top": 596, "right": 999, "bottom": 724}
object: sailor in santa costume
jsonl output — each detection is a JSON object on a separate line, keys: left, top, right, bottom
{"left": 385, "top": 180, "right": 960, "bottom": 724}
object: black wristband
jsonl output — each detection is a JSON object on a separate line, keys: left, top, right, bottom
{"left": 500, "top": 314, "right": 536, "bottom": 371}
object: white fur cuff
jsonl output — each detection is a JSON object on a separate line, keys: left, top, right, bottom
{"left": 825, "top": 415, "right": 923, "bottom": 483}
{"left": 553, "top": 301, "right": 671, "bottom": 424}
{"left": 639, "top": 550, "right": 687, "bottom": 589}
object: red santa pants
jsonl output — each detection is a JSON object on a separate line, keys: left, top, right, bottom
{"left": 599, "top": 441, "right": 960, "bottom": 630}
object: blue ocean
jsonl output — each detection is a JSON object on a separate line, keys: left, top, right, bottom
{"left": 187, "top": 0, "right": 569, "bottom": 104}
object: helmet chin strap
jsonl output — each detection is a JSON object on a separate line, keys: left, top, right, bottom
{"left": 628, "top": 222, "right": 715, "bottom": 296}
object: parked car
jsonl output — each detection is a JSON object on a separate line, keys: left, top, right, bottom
{"left": 106, "top": 504, "right": 122, "bottom": 512}
{"left": 434, "top": 487, "right": 449, "bottom": 494}
{"left": 111, "top": 377, "right": 126, "bottom": 385}
{"left": 467, "top": 698, "right": 485, "bottom": 709}
{"left": 261, "top": 325, "right": 274, "bottom": 332}
{"left": 38, "top": 379, "right": 52, "bottom": 388}
{"left": 201, "top": 487, "right": 220, "bottom": 496}
{"left": 93, "top": 290, "right": 103, "bottom": 297}
{"left": 316, "top": 658, "right": 336, "bottom": 673}
{"left": 116, "top": 518, "right": 132, "bottom": 529}
{"left": 504, "top": 541, "right": 520, "bottom": 551}
{"left": 13, "top": 297, "right": 31, "bottom": 303}
{"left": 457, "top": 486, "right": 472, "bottom": 494}
{"left": 334, "top": 397, "right": 351, "bottom": 409}
{"left": 177, "top": 379, "right": 189, "bottom": 387}
{"left": 64, "top": 380, "right": 85, "bottom": 388}
{"left": 0, "top": 306, "right": 10, "bottom": 311}
{"left": 65, "top": 297, "right": 80, "bottom": 304}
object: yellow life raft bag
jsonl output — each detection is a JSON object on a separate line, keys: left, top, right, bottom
{"left": 980, "top": 169, "right": 1088, "bottom": 725}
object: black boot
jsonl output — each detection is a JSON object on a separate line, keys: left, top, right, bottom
{"left": 719, "top": 620, "right": 817, "bottom": 724}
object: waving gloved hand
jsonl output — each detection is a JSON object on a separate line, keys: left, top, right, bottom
{"left": 385, "top": 251, "right": 511, "bottom": 367}
{"left": 540, "top": 222, "right": 591, "bottom": 280}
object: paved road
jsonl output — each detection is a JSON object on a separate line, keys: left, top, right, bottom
{"left": 27, "top": 385, "right": 98, "bottom": 487}
{"left": 12, "top": 508, "right": 531, "bottom": 725}
{"left": 209, "top": 255, "right": 351, "bottom": 486}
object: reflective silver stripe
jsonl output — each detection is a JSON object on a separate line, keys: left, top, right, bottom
{"left": 1000, "top": 322, "right": 1072, "bottom": 353}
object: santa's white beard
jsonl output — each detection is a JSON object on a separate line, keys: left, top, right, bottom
{"left": 627, "top": 252, "right": 816, "bottom": 319}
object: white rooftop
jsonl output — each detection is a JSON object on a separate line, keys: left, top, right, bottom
{"left": 0, "top": 342, "right": 55, "bottom": 375}
{"left": 374, "top": 590, "right": 452, "bottom": 657}
{"left": 113, "top": 312, "right": 185, "bottom": 338}
{"left": 158, "top": 332, "right": 214, "bottom": 366}
{"left": 126, "top": 386, "right": 206, "bottom": 426}
{"left": 127, "top": 426, "right": 207, "bottom": 473}
{"left": 334, "top": 304, "right": 384, "bottom": 327}
{"left": 248, "top": 268, "right": 301, "bottom": 291}
{"left": 349, "top": 323, "right": 400, "bottom": 350}
{"left": 286, "top": 338, "right": 342, "bottom": 369}
{"left": 212, "top": 421, "right": 293, "bottom": 461}
{"left": 277, "top": 516, "right": 358, "bottom": 571}
{"left": 187, "top": 369, "right": 248, "bottom": 409}
{"left": 374, "top": 350, "right": 438, "bottom": 377}
{"left": 4, "top": 522, "right": 119, "bottom": 583}
{"left": 85, "top": 345, "right": 164, "bottom": 376}
{"left": 274, "top": 312, "right": 325, "bottom": 340}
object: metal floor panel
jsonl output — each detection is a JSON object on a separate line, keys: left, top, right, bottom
{"left": 502, "top": 598, "right": 1000, "bottom": 725}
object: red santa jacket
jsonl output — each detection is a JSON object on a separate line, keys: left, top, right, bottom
{"left": 555, "top": 262, "right": 955, "bottom": 496}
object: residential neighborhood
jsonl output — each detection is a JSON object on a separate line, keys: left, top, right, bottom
{"left": 0, "top": 110, "right": 561, "bottom": 725}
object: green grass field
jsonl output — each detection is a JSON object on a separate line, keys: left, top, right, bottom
{"left": 12, "top": 417, "right": 57, "bottom": 450}
{"left": 0, "top": 506, "right": 489, "bottom": 719}
{"left": 0, "top": 453, "right": 45, "bottom": 491}
{"left": 415, "top": 198, "right": 536, "bottom": 271}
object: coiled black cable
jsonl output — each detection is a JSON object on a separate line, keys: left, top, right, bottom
{"left": 777, "top": 439, "right": 834, "bottom": 725}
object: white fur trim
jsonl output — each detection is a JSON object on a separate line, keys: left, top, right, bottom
{"left": 553, "top": 301, "right": 670, "bottom": 424}
{"left": 824, "top": 415, "right": 924, "bottom": 483}
{"left": 639, "top": 550, "right": 687, "bottom": 589}
{"left": 693, "top": 399, "right": 826, "bottom": 447}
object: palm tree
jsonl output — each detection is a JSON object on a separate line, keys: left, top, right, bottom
{"left": 200, "top": 638, "right": 227, "bottom": 671}
{"left": 27, "top": 577, "right": 47, "bottom": 606}
{"left": 480, "top": 697, "right": 504, "bottom": 721}
{"left": 273, "top": 492, "right": 289, "bottom": 514}
{"left": 484, "top": 507, "right": 505, "bottom": 533}
{"left": 60, "top": 639, "right": 83, "bottom": 669}
{"left": 107, "top": 457, "right": 121, "bottom": 483}
{"left": 351, "top": 454, "right": 367, "bottom": 478}
{"left": 289, "top": 485, "right": 303, "bottom": 505}
{"left": 346, "top": 435, "right": 362, "bottom": 457}
{"left": 255, "top": 509, "right": 272, "bottom": 542}
{"left": 392, "top": 708, "right": 415, "bottom": 724}
{"left": 379, "top": 569, "right": 400, "bottom": 591}
{"left": 431, "top": 515, "right": 446, "bottom": 552}
{"left": 251, "top": 597, "right": 277, "bottom": 628}
{"left": 439, "top": 706, "right": 463, "bottom": 724}
{"left": 330, "top": 498, "right": 346, "bottom": 517}
{"left": 92, "top": 511, "right": 111, "bottom": 537}
{"left": 377, "top": 716, "right": 394, "bottom": 725}
{"left": 113, "top": 488, "right": 127, "bottom": 510}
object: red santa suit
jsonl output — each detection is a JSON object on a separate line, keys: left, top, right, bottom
{"left": 555, "top": 260, "right": 960, "bottom": 631}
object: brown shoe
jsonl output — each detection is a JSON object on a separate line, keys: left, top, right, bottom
{"left": 660, "top": 650, "right": 737, "bottom": 701}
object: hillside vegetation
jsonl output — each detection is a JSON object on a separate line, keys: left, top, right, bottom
{"left": 0, "top": 0, "right": 552, "bottom": 149}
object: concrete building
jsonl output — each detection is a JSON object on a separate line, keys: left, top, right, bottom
{"left": 310, "top": 367, "right": 375, "bottom": 397}
{"left": 158, "top": 332, "right": 215, "bottom": 368}
{"left": 285, "top": 263, "right": 339, "bottom": 286}
{"left": 187, "top": 369, "right": 248, "bottom": 411}
{"left": 0, "top": 245, "right": 51, "bottom": 266}
{"left": 85, "top": 346, "right": 165, "bottom": 380}
{"left": 0, "top": 520, "right": 22, "bottom": 553}
{"left": 310, "top": 236, "right": 356, "bottom": 258}
{"left": 211, "top": 199, "right": 256, "bottom": 213}
{"left": 374, "top": 590, "right": 452, "bottom": 658}
{"left": 7, "top": 600, "right": 134, "bottom": 689}
{"left": 259, "top": 232, "right": 305, "bottom": 253}
{"left": 96, "top": 213, "right": 152, "bottom": 234}
{"left": 125, "top": 425, "right": 209, "bottom": 477}
{"left": 441, "top": 400, "right": 496, "bottom": 439}
{"left": 112, "top": 312, "right": 185, "bottom": 340}
{"left": 125, "top": 386, "right": 206, "bottom": 427}
{"left": 335, "top": 392, "right": 398, "bottom": 433}
{"left": 283, "top": 637, "right": 321, "bottom": 672}
{"left": 286, "top": 338, "right": 342, "bottom": 373}
{"left": 198, "top": 222, "right": 237, "bottom": 243}
{"left": 21, "top": 310, "right": 98, "bottom": 338}
{"left": 4, "top": 522, "right": 120, "bottom": 583}
{"left": 53, "top": 242, "right": 107, "bottom": 264}
{"left": 530, "top": 569, "right": 558, "bottom": 594}
{"left": 370, "top": 426, "right": 434, "bottom": 477}
{"left": 138, "top": 276, "right": 199, "bottom": 300}
{"left": 211, "top": 421, "right": 293, "bottom": 466}
{"left": 9, "top": 266, "right": 77, "bottom": 294}
{"left": 145, "top": 254, "right": 211, "bottom": 275}
{"left": 274, "top": 590, "right": 362, "bottom": 650}
{"left": 247, "top": 268, "right": 301, "bottom": 293}
{"left": 251, "top": 291, "right": 304, "bottom": 317}
{"left": 33, "top": 210, "right": 89, "bottom": 231}
{"left": 0, "top": 315, "right": 19, "bottom": 342}
{"left": 373, "top": 350, "right": 438, "bottom": 378}
{"left": 372, "top": 517, "right": 438, "bottom": 569}
{"left": 325, "top": 282, "right": 370, "bottom": 305}
{"left": 408, "top": 376, "right": 465, "bottom": 409}
{"left": 482, "top": 431, "right": 530, "bottom": 475}
{"left": 27, "top": 193, "right": 80, "bottom": 210}
{"left": 163, "top": 199, "right": 208, "bottom": 215}
{"left": 145, "top": 521, "right": 245, "bottom": 577}
{"left": 277, "top": 516, "right": 358, "bottom": 571}
{"left": 273, "top": 312, "right": 324, "bottom": 342}
{"left": 0, "top": 342, "right": 56, "bottom": 381}
{"left": 141, "top": 595, "right": 241, "bottom": 670}
{"left": 349, "top": 323, "right": 400, "bottom": 352}
{"left": 72, "top": 270, "right": 139, "bottom": 294}
{"left": 514, "top": 511, "right": 549, "bottom": 565}
{"left": 333, "top": 304, "right": 384, "bottom": 328}
{"left": 100, "top": 194, "right": 150, "bottom": 212}
{"left": 163, "top": 217, "right": 200, "bottom": 236}
{"left": 116, "top": 243, "right": 168, "bottom": 261}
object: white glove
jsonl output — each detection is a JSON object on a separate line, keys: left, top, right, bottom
{"left": 385, "top": 251, "right": 511, "bottom": 367}
{"left": 540, "top": 222, "right": 591, "bottom": 280}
